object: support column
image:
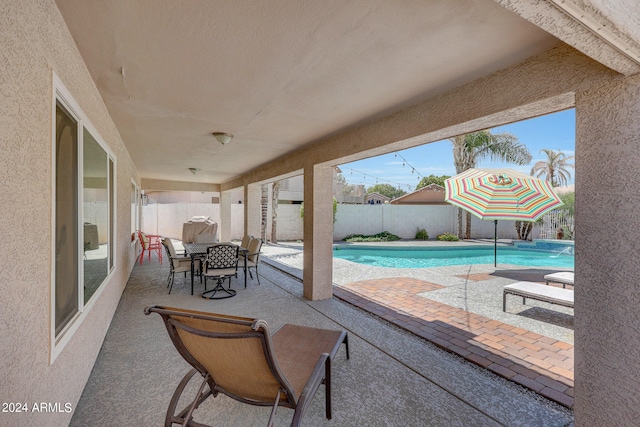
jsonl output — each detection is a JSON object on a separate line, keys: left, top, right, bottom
{"left": 302, "top": 164, "right": 334, "bottom": 300}
{"left": 244, "top": 184, "right": 261, "bottom": 238}
{"left": 574, "top": 74, "right": 640, "bottom": 425}
{"left": 219, "top": 190, "right": 232, "bottom": 242}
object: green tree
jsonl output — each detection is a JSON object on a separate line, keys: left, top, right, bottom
{"left": 366, "top": 183, "right": 406, "bottom": 200}
{"left": 416, "top": 174, "right": 450, "bottom": 189}
{"left": 451, "top": 130, "right": 532, "bottom": 239}
{"left": 530, "top": 149, "right": 574, "bottom": 187}
{"left": 559, "top": 192, "right": 575, "bottom": 215}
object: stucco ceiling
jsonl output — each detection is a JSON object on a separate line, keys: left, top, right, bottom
{"left": 55, "top": 0, "right": 560, "bottom": 185}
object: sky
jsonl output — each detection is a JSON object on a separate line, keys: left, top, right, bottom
{"left": 339, "top": 109, "right": 576, "bottom": 192}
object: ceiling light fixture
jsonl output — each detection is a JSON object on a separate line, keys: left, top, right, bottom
{"left": 189, "top": 167, "right": 200, "bottom": 175}
{"left": 212, "top": 132, "right": 234, "bottom": 145}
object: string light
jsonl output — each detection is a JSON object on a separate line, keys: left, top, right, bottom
{"left": 394, "top": 151, "right": 425, "bottom": 182}
{"left": 340, "top": 151, "right": 429, "bottom": 192}
{"left": 342, "top": 167, "right": 413, "bottom": 191}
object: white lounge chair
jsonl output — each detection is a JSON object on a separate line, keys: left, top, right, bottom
{"left": 544, "top": 272, "right": 574, "bottom": 288}
{"left": 503, "top": 281, "right": 574, "bottom": 312}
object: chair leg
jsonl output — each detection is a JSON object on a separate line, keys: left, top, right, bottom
{"left": 255, "top": 266, "right": 261, "bottom": 285}
{"left": 168, "top": 273, "right": 175, "bottom": 294}
{"left": 338, "top": 334, "right": 350, "bottom": 360}
{"left": 325, "top": 356, "right": 332, "bottom": 420}
{"left": 165, "top": 369, "right": 213, "bottom": 427}
{"left": 267, "top": 388, "right": 283, "bottom": 427}
{"left": 202, "top": 277, "right": 236, "bottom": 300}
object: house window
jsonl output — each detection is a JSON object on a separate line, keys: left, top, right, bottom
{"left": 54, "top": 101, "right": 79, "bottom": 337}
{"left": 82, "top": 128, "right": 113, "bottom": 303}
{"left": 52, "top": 76, "right": 116, "bottom": 359}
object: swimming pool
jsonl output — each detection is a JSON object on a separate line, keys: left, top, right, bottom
{"left": 333, "top": 245, "right": 574, "bottom": 268}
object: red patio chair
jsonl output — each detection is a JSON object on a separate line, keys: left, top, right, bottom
{"left": 137, "top": 230, "right": 163, "bottom": 264}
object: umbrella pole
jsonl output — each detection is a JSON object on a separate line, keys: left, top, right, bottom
{"left": 494, "top": 219, "right": 497, "bottom": 267}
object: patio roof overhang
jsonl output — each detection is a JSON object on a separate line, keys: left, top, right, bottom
{"left": 54, "top": 0, "right": 640, "bottom": 191}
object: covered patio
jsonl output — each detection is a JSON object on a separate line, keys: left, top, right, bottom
{"left": 3, "top": 1, "right": 640, "bottom": 426}
{"left": 70, "top": 257, "right": 572, "bottom": 426}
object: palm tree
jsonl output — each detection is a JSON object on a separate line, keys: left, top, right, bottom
{"left": 450, "top": 130, "right": 532, "bottom": 239}
{"left": 530, "top": 149, "right": 574, "bottom": 187}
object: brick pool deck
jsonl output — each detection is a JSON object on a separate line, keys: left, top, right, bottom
{"left": 333, "top": 275, "right": 575, "bottom": 408}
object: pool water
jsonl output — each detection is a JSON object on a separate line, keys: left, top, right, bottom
{"left": 333, "top": 245, "right": 574, "bottom": 269}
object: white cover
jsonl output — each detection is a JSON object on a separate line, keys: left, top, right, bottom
{"left": 182, "top": 216, "right": 218, "bottom": 243}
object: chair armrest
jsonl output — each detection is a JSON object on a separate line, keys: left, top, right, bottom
{"left": 145, "top": 234, "right": 162, "bottom": 243}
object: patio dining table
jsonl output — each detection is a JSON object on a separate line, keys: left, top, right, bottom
{"left": 183, "top": 243, "right": 249, "bottom": 295}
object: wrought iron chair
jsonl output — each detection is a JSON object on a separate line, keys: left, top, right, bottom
{"left": 144, "top": 305, "right": 349, "bottom": 427}
{"left": 202, "top": 243, "right": 239, "bottom": 299}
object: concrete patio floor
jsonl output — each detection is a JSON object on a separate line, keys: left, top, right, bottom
{"left": 71, "top": 247, "right": 573, "bottom": 426}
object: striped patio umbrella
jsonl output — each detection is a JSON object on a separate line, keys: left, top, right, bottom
{"left": 444, "top": 168, "right": 563, "bottom": 266}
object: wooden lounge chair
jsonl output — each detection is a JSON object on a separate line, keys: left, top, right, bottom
{"left": 144, "top": 305, "right": 350, "bottom": 427}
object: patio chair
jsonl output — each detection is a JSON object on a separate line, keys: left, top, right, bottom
{"left": 240, "top": 234, "right": 253, "bottom": 249}
{"left": 238, "top": 237, "right": 263, "bottom": 286}
{"left": 144, "top": 305, "right": 350, "bottom": 427}
{"left": 137, "top": 230, "right": 163, "bottom": 265}
{"left": 202, "top": 243, "right": 239, "bottom": 299}
{"left": 161, "top": 238, "right": 193, "bottom": 294}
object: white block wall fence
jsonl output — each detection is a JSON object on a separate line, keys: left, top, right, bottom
{"left": 142, "top": 203, "right": 540, "bottom": 242}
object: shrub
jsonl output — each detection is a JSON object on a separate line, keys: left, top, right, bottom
{"left": 343, "top": 231, "right": 401, "bottom": 242}
{"left": 437, "top": 232, "right": 459, "bottom": 242}
{"left": 415, "top": 228, "right": 429, "bottom": 240}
